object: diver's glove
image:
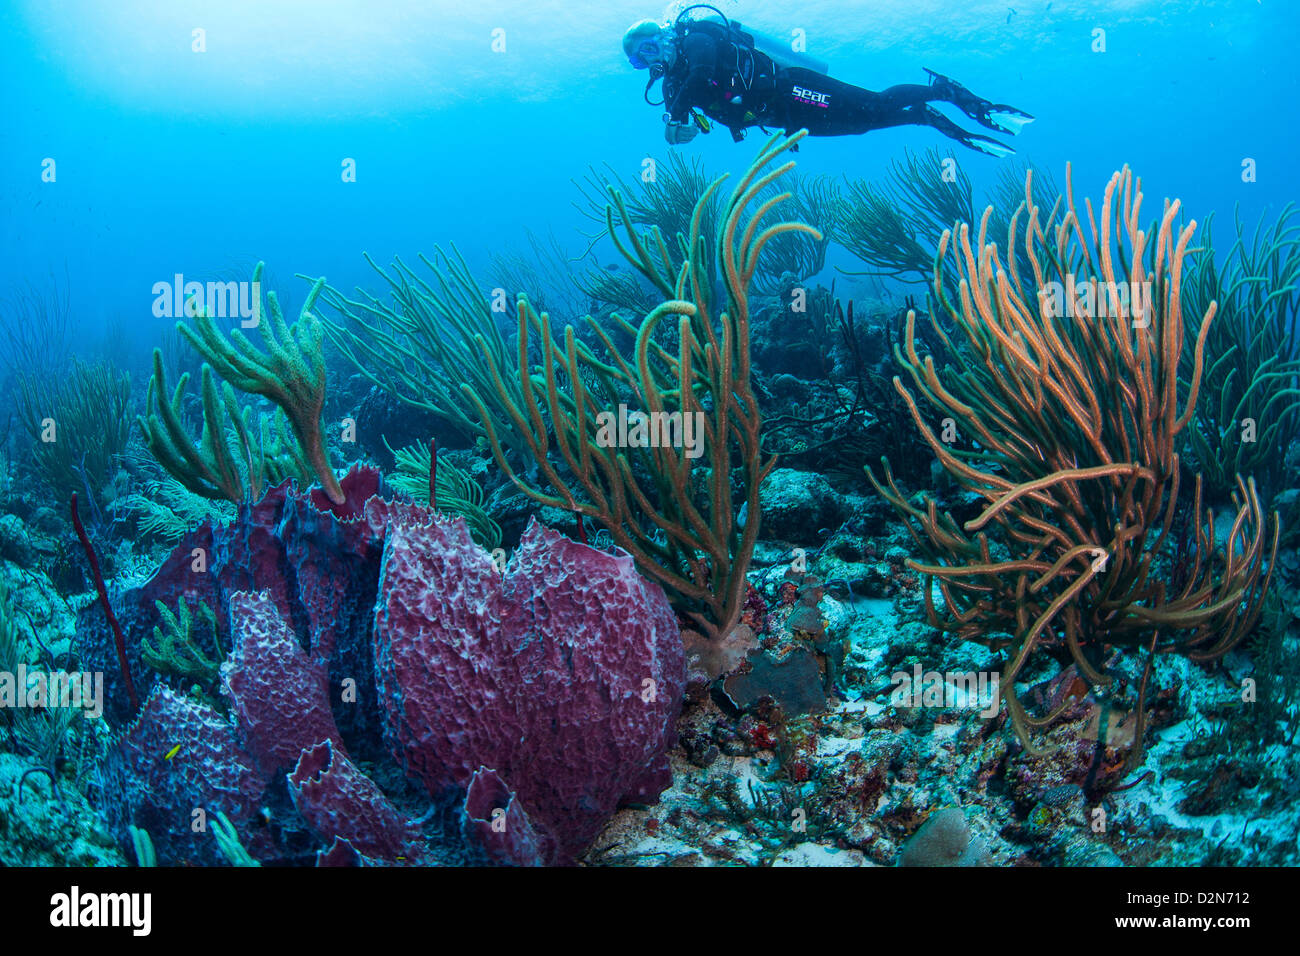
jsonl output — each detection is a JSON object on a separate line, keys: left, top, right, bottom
{"left": 664, "top": 121, "right": 699, "bottom": 145}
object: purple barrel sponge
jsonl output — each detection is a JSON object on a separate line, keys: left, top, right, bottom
{"left": 96, "top": 685, "right": 274, "bottom": 866}
{"left": 94, "top": 467, "right": 685, "bottom": 866}
{"left": 374, "top": 512, "right": 685, "bottom": 862}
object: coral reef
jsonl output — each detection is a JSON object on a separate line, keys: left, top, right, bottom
{"left": 3, "top": 124, "right": 1298, "bottom": 874}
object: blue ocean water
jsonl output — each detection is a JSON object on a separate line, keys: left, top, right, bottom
{"left": 4, "top": 0, "right": 1296, "bottom": 363}
{"left": 2, "top": 0, "right": 1299, "bottom": 879}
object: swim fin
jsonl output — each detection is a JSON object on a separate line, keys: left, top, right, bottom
{"left": 913, "top": 103, "right": 1017, "bottom": 158}
{"left": 925, "top": 68, "right": 1033, "bottom": 136}
{"left": 984, "top": 106, "right": 1035, "bottom": 136}
{"left": 960, "top": 130, "right": 1017, "bottom": 158}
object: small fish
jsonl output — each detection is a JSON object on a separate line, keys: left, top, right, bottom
{"left": 165, "top": 744, "right": 181, "bottom": 761}
{"left": 604, "top": 262, "right": 621, "bottom": 272}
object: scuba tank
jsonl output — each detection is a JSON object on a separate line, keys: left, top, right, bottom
{"left": 731, "top": 20, "right": 828, "bottom": 74}
{"left": 673, "top": 4, "right": 829, "bottom": 75}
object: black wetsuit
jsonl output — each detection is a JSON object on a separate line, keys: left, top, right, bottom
{"left": 662, "top": 20, "right": 1009, "bottom": 152}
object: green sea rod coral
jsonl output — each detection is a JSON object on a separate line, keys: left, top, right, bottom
{"left": 177, "top": 262, "right": 343, "bottom": 504}
{"left": 1182, "top": 203, "right": 1300, "bottom": 502}
{"left": 462, "top": 131, "right": 820, "bottom": 641}
{"left": 138, "top": 348, "right": 264, "bottom": 502}
{"left": 141, "top": 595, "right": 222, "bottom": 687}
{"left": 313, "top": 246, "right": 532, "bottom": 463}
{"left": 212, "top": 811, "right": 261, "bottom": 867}
{"left": 16, "top": 358, "right": 132, "bottom": 509}
{"left": 386, "top": 438, "right": 502, "bottom": 550}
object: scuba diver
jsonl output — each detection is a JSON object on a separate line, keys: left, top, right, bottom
{"left": 623, "top": 6, "right": 1033, "bottom": 156}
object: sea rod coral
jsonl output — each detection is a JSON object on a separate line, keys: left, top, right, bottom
{"left": 142, "top": 261, "right": 342, "bottom": 505}
{"left": 464, "top": 130, "right": 821, "bottom": 645}
{"left": 316, "top": 131, "right": 817, "bottom": 649}
{"left": 869, "top": 164, "right": 1278, "bottom": 764}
